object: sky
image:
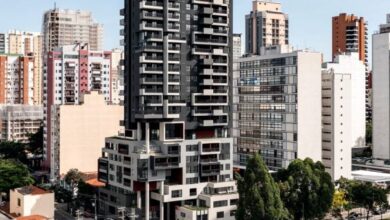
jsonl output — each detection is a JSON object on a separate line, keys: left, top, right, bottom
{"left": 0, "top": 0, "right": 390, "bottom": 63}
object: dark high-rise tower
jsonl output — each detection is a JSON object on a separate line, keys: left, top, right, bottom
{"left": 98, "top": 1, "right": 238, "bottom": 219}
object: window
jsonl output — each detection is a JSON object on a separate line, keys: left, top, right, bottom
{"left": 217, "top": 212, "right": 224, "bottom": 218}
{"left": 214, "top": 200, "right": 228, "bottom": 207}
{"left": 190, "top": 188, "right": 197, "bottom": 196}
{"left": 17, "top": 198, "right": 21, "bottom": 206}
{"left": 172, "top": 190, "right": 182, "bottom": 198}
{"left": 230, "top": 210, "right": 236, "bottom": 216}
{"left": 230, "top": 199, "right": 238, "bottom": 206}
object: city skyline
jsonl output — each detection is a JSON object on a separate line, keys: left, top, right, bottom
{"left": 1, "top": 0, "right": 390, "bottom": 62}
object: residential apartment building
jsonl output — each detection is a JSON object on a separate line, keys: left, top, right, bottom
{"left": 0, "top": 33, "right": 5, "bottom": 54}
{"left": 373, "top": 16, "right": 390, "bottom": 159}
{"left": 245, "top": 0, "right": 289, "bottom": 55}
{"left": 0, "top": 105, "right": 43, "bottom": 143}
{"left": 233, "top": 45, "right": 322, "bottom": 170}
{"left": 97, "top": 0, "right": 238, "bottom": 219}
{"left": 0, "top": 55, "right": 35, "bottom": 105}
{"left": 111, "top": 48, "right": 124, "bottom": 105}
{"left": 43, "top": 45, "right": 112, "bottom": 169}
{"left": 332, "top": 13, "right": 367, "bottom": 62}
{"left": 332, "top": 13, "right": 370, "bottom": 120}
{"left": 322, "top": 53, "right": 365, "bottom": 180}
{"left": 7, "top": 30, "right": 43, "bottom": 105}
{"left": 42, "top": 9, "right": 103, "bottom": 53}
{"left": 50, "top": 92, "right": 123, "bottom": 179}
{"left": 233, "top": 33, "right": 242, "bottom": 60}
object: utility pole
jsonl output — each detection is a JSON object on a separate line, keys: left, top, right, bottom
{"left": 92, "top": 195, "right": 97, "bottom": 220}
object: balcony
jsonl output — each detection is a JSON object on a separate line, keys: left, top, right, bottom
{"left": 151, "top": 156, "right": 180, "bottom": 170}
{"left": 141, "top": 1, "right": 164, "bottom": 10}
{"left": 142, "top": 11, "right": 163, "bottom": 20}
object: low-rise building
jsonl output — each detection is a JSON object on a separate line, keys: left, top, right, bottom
{"left": 0, "top": 105, "right": 43, "bottom": 143}
{"left": 9, "top": 186, "right": 54, "bottom": 220}
{"left": 50, "top": 91, "right": 123, "bottom": 180}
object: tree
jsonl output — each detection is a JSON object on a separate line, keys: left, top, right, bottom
{"left": 27, "top": 125, "right": 43, "bottom": 155}
{"left": 0, "top": 141, "right": 28, "bottom": 163}
{"left": 332, "top": 189, "right": 349, "bottom": 219}
{"left": 349, "top": 181, "right": 388, "bottom": 219}
{"left": 276, "top": 158, "right": 335, "bottom": 219}
{"left": 366, "top": 121, "right": 372, "bottom": 145}
{"left": 0, "top": 159, "right": 34, "bottom": 200}
{"left": 236, "top": 154, "right": 290, "bottom": 220}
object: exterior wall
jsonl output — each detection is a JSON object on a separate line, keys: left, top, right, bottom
{"left": 43, "top": 46, "right": 113, "bottom": 170}
{"left": 322, "top": 72, "right": 352, "bottom": 181}
{"left": 0, "top": 33, "right": 5, "bottom": 53}
{"left": 296, "top": 52, "right": 322, "bottom": 162}
{"left": 111, "top": 48, "right": 124, "bottom": 105}
{"left": 51, "top": 92, "right": 122, "bottom": 178}
{"left": 0, "top": 55, "right": 34, "bottom": 105}
{"left": 42, "top": 9, "right": 103, "bottom": 53}
{"left": 373, "top": 33, "right": 390, "bottom": 159}
{"left": 332, "top": 13, "right": 367, "bottom": 63}
{"left": 245, "top": 1, "right": 288, "bottom": 55}
{"left": 232, "top": 34, "right": 242, "bottom": 60}
{"left": 10, "top": 189, "right": 54, "bottom": 219}
{"left": 0, "top": 105, "right": 43, "bottom": 143}
{"left": 234, "top": 48, "right": 322, "bottom": 170}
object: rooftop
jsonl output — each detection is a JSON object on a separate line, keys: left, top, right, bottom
{"left": 15, "top": 186, "right": 51, "bottom": 196}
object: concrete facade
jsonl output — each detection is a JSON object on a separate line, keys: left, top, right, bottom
{"left": 43, "top": 45, "right": 112, "bottom": 170}
{"left": 9, "top": 186, "right": 54, "bottom": 219}
{"left": 0, "top": 55, "right": 35, "bottom": 105}
{"left": 234, "top": 46, "right": 322, "bottom": 170}
{"left": 50, "top": 92, "right": 123, "bottom": 179}
{"left": 245, "top": 0, "right": 289, "bottom": 55}
{"left": 0, "top": 105, "right": 43, "bottom": 143}
{"left": 42, "top": 9, "right": 103, "bottom": 53}
{"left": 373, "top": 21, "right": 390, "bottom": 159}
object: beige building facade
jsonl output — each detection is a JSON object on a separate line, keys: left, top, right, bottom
{"left": 10, "top": 186, "right": 54, "bottom": 219}
{"left": 50, "top": 92, "right": 123, "bottom": 179}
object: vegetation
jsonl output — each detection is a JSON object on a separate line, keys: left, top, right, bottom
{"left": 331, "top": 189, "right": 349, "bottom": 219}
{"left": 275, "top": 158, "right": 334, "bottom": 220}
{"left": 0, "top": 159, "right": 34, "bottom": 198}
{"left": 27, "top": 125, "right": 44, "bottom": 155}
{"left": 236, "top": 154, "right": 290, "bottom": 220}
{"left": 366, "top": 121, "right": 372, "bottom": 145}
{"left": 0, "top": 141, "right": 28, "bottom": 163}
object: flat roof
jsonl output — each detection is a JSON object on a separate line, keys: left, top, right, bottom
{"left": 15, "top": 186, "right": 51, "bottom": 196}
{"left": 352, "top": 170, "right": 390, "bottom": 183}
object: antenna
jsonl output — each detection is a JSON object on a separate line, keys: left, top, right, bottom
{"left": 54, "top": 2, "right": 57, "bottom": 9}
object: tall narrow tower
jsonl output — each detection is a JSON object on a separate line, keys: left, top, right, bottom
{"left": 98, "top": 0, "right": 238, "bottom": 219}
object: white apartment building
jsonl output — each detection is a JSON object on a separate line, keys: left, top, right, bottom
{"left": 0, "top": 105, "right": 43, "bottom": 143}
{"left": 50, "top": 92, "right": 123, "bottom": 179}
{"left": 373, "top": 15, "right": 390, "bottom": 159}
{"left": 234, "top": 45, "right": 322, "bottom": 170}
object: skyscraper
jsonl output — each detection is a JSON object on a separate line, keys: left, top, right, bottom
{"left": 0, "top": 55, "right": 35, "bottom": 105}
{"left": 332, "top": 13, "right": 367, "bottom": 63}
{"left": 7, "top": 30, "right": 43, "bottom": 105}
{"left": 245, "top": 0, "right": 289, "bottom": 55}
{"left": 234, "top": 46, "right": 322, "bottom": 170}
{"left": 42, "top": 9, "right": 103, "bottom": 53}
{"left": 98, "top": 0, "right": 238, "bottom": 219}
{"left": 373, "top": 15, "right": 390, "bottom": 160}
{"left": 322, "top": 53, "right": 366, "bottom": 181}
{"left": 43, "top": 45, "right": 112, "bottom": 170}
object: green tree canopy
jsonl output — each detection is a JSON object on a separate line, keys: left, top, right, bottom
{"left": 0, "top": 141, "right": 27, "bottom": 164}
{"left": 0, "top": 159, "right": 34, "bottom": 194}
{"left": 275, "top": 158, "right": 334, "bottom": 219}
{"left": 27, "top": 125, "right": 43, "bottom": 155}
{"left": 236, "top": 153, "right": 290, "bottom": 220}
